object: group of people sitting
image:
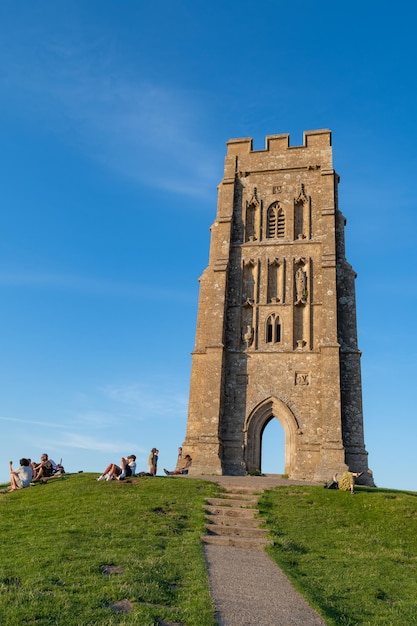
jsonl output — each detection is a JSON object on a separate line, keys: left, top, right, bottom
{"left": 4, "top": 454, "right": 64, "bottom": 493}
{"left": 3, "top": 448, "right": 193, "bottom": 492}
{"left": 96, "top": 447, "right": 192, "bottom": 481}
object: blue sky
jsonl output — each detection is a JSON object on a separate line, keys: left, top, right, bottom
{"left": 1, "top": 1, "right": 416, "bottom": 490}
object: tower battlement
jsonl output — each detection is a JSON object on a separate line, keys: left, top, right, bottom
{"left": 226, "top": 129, "right": 332, "bottom": 157}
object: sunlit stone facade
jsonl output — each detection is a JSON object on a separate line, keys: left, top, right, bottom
{"left": 183, "top": 130, "right": 373, "bottom": 484}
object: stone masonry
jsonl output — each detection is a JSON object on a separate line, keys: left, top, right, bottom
{"left": 183, "top": 130, "right": 374, "bottom": 485}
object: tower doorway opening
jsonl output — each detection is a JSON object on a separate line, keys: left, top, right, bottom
{"left": 261, "top": 416, "right": 285, "bottom": 475}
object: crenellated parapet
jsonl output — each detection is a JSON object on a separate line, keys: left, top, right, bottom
{"left": 223, "top": 130, "right": 333, "bottom": 182}
{"left": 226, "top": 129, "right": 331, "bottom": 156}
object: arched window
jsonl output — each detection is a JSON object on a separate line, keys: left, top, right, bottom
{"left": 267, "top": 206, "right": 276, "bottom": 238}
{"left": 266, "top": 202, "right": 285, "bottom": 239}
{"left": 266, "top": 314, "right": 281, "bottom": 344}
{"left": 277, "top": 209, "right": 285, "bottom": 237}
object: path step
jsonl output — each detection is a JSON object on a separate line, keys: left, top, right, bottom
{"left": 204, "top": 504, "right": 258, "bottom": 519}
{"left": 205, "top": 514, "right": 262, "bottom": 529}
{"left": 202, "top": 534, "right": 272, "bottom": 549}
{"left": 205, "top": 497, "right": 257, "bottom": 508}
{"left": 205, "top": 523, "right": 269, "bottom": 539}
{"left": 218, "top": 492, "right": 260, "bottom": 500}
{"left": 203, "top": 485, "right": 272, "bottom": 550}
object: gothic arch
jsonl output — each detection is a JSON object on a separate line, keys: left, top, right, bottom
{"left": 243, "top": 396, "right": 299, "bottom": 475}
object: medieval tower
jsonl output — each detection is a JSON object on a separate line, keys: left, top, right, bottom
{"left": 183, "top": 129, "right": 373, "bottom": 484}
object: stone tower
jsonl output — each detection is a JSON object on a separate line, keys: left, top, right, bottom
{"left": 183, "top": 129, "right": 373, "bottom": 484}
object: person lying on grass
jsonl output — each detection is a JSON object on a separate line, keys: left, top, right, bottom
{"left": 97, "top": 455, "right": 137, "bottom": 481}
{"left": 164, "top": 455, "right": 192, "bottom": 475}
{"left": 8, "top": 458, "right": 33, "bottom": 491}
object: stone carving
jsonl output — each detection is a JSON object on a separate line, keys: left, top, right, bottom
{"left": 243, "top": 325, "right": 254, "bottom": 348}
{"left": 295, "top": 267, "right": 307, "bottom": 304}
{"left": 296, "top": 183, "right": 308, "bottom": 205}
{"left": 295, "top": 372, "right": 310, "bottom": 385}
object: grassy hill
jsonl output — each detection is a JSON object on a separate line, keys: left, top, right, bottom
{"left": 0, "top": 473, "right": 220, "bottom": 626}
{"left": 259, "top": 484, "right": 417, "bottom": 626}
{"left": 1, "top": 474, "right": 416, "bottom": 625}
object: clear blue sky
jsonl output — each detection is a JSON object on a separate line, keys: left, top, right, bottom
{"left": 1, "top": 1, "right": 416, "bottom": 490}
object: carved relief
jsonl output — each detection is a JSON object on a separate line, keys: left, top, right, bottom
{"left": 295, "top": 371, "right": 310, "bottom": 386}
{"left": 242, "top": 259, "right": 256, "bottom": 303}
{"left": 296, "top": 183, "right": 308, "bottom": 205}
{"left": 294, "top": 183, "right": 310, "bottom": 240}
{"left": 245, "top": 188, "right": 260, "bottom": 242}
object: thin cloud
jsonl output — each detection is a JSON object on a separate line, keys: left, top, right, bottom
{"left": 0, "top": 270, "right": 195, "bottom": 301}
{"left": 1, "top": 34, "right": 220, "bottom": 199}
{"left": 102, "top": 382, "right": 188, "bottom": 417}
{"left": 0, "top": 415, "right": 67, "bottom": 430}
{"left": 44, "top": 432, "right": 143, "bottom": 454}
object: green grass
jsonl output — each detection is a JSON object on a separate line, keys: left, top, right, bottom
{"left": 258, "top": 485, "right": 417, "bottom": 626}
{"left": 0, "top": 473, "right": 220, "bottom": 626}
{"left": 2, "top": 475, "right": 416, "bottom": 626}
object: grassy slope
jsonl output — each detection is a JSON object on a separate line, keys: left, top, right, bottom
{"left": 258, "top": 485, "right": 417, "bottom": 626}
{"left": 1, "top": 475, "right": 416, "bottom": 626}
{"left": 0, "top": 473, "right": 219, "bottom": 626}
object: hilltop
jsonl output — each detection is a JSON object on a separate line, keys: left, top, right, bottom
{"left": 0, "top": 474, "right": 416, "bottom": 625}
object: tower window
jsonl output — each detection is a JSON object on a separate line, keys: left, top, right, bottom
{"left": 277, "top": 209, "right": 285, "bottom": 237}
{"left": 267, "top": 209, "right": 276, "bottom": 238}
{"left": 266, "top": 321, "right": 273, "bottom": 343}
{"left": 267, "top": 203, "right": 285, "bottom": 239}
{"left": 266, "top": 315, "right": 281, "bottom": 344}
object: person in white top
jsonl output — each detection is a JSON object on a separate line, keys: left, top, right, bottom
{"left": 97, "top": 455, "right": 137, "bottom": 481}
{"left": 9, "top": 459, "right": 33, "bottom": 491}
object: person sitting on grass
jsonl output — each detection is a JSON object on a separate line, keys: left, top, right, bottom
{"left": 338, "top": 470, "right": 363, "bottom": 494}
{"left": 164, "top": 455, "right": 192, "bottom": 475}
{"left": 32, "top": 453, "right": 55, "bottom": 481}
{"left": 8, "top": 458, "right": 33, "bottom": 491}
{"left": 97, "top": 455, "right": 137, "bottom": 481}
{"left": 324, "top": 473, "right": 339, "bottom": 489}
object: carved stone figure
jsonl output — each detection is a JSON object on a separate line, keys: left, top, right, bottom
{"left": 295, "top": 267, "right": 307, "bottom": 304}
{"left": 243, "top": 325, "right": 254, "bottom": 348}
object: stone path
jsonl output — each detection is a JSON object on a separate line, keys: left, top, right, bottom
{"left": 195, "top": 475, "right": 328, "bottom": 626}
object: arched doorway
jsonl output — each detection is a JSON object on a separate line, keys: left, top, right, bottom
{"left": 261, "top": 417, "right": 284, "bottom": 474}
{"left": 244, "top": 396, "right": 299, "bottom": 476}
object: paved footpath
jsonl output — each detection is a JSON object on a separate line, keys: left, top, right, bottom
{"left": 193, "top": 475, "right": 328, "bottom": 626}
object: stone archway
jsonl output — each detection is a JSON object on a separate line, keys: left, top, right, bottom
{"left": 244, "top": 397, "right": 299, "bottom": 476}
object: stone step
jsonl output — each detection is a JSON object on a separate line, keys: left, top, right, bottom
{"left": 205, "top": 523, "right": 269, "bottom": 539}
{"left": 201, "top": 534, "right": 273, "bottom": 549}
{"left": 202, "top": 487, "right": 271, "bottom": 550}
{"left": 220, "top": 488, "right": 262, "bottom": 496}
{"left": 219, "top": 491, "right": 260, "bottom": 500}
{"left": 205, "top": 497, "right": 258, "bottom": 508}
{"left": 204, "top": 504, "right": 258, "bottom": 519}
{"left": 204, "top": 513, "right": 262, "bottom": 528}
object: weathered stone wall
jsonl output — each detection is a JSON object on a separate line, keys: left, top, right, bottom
{"left": 183, "top": 130, "right": 373, "bottom": 485}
